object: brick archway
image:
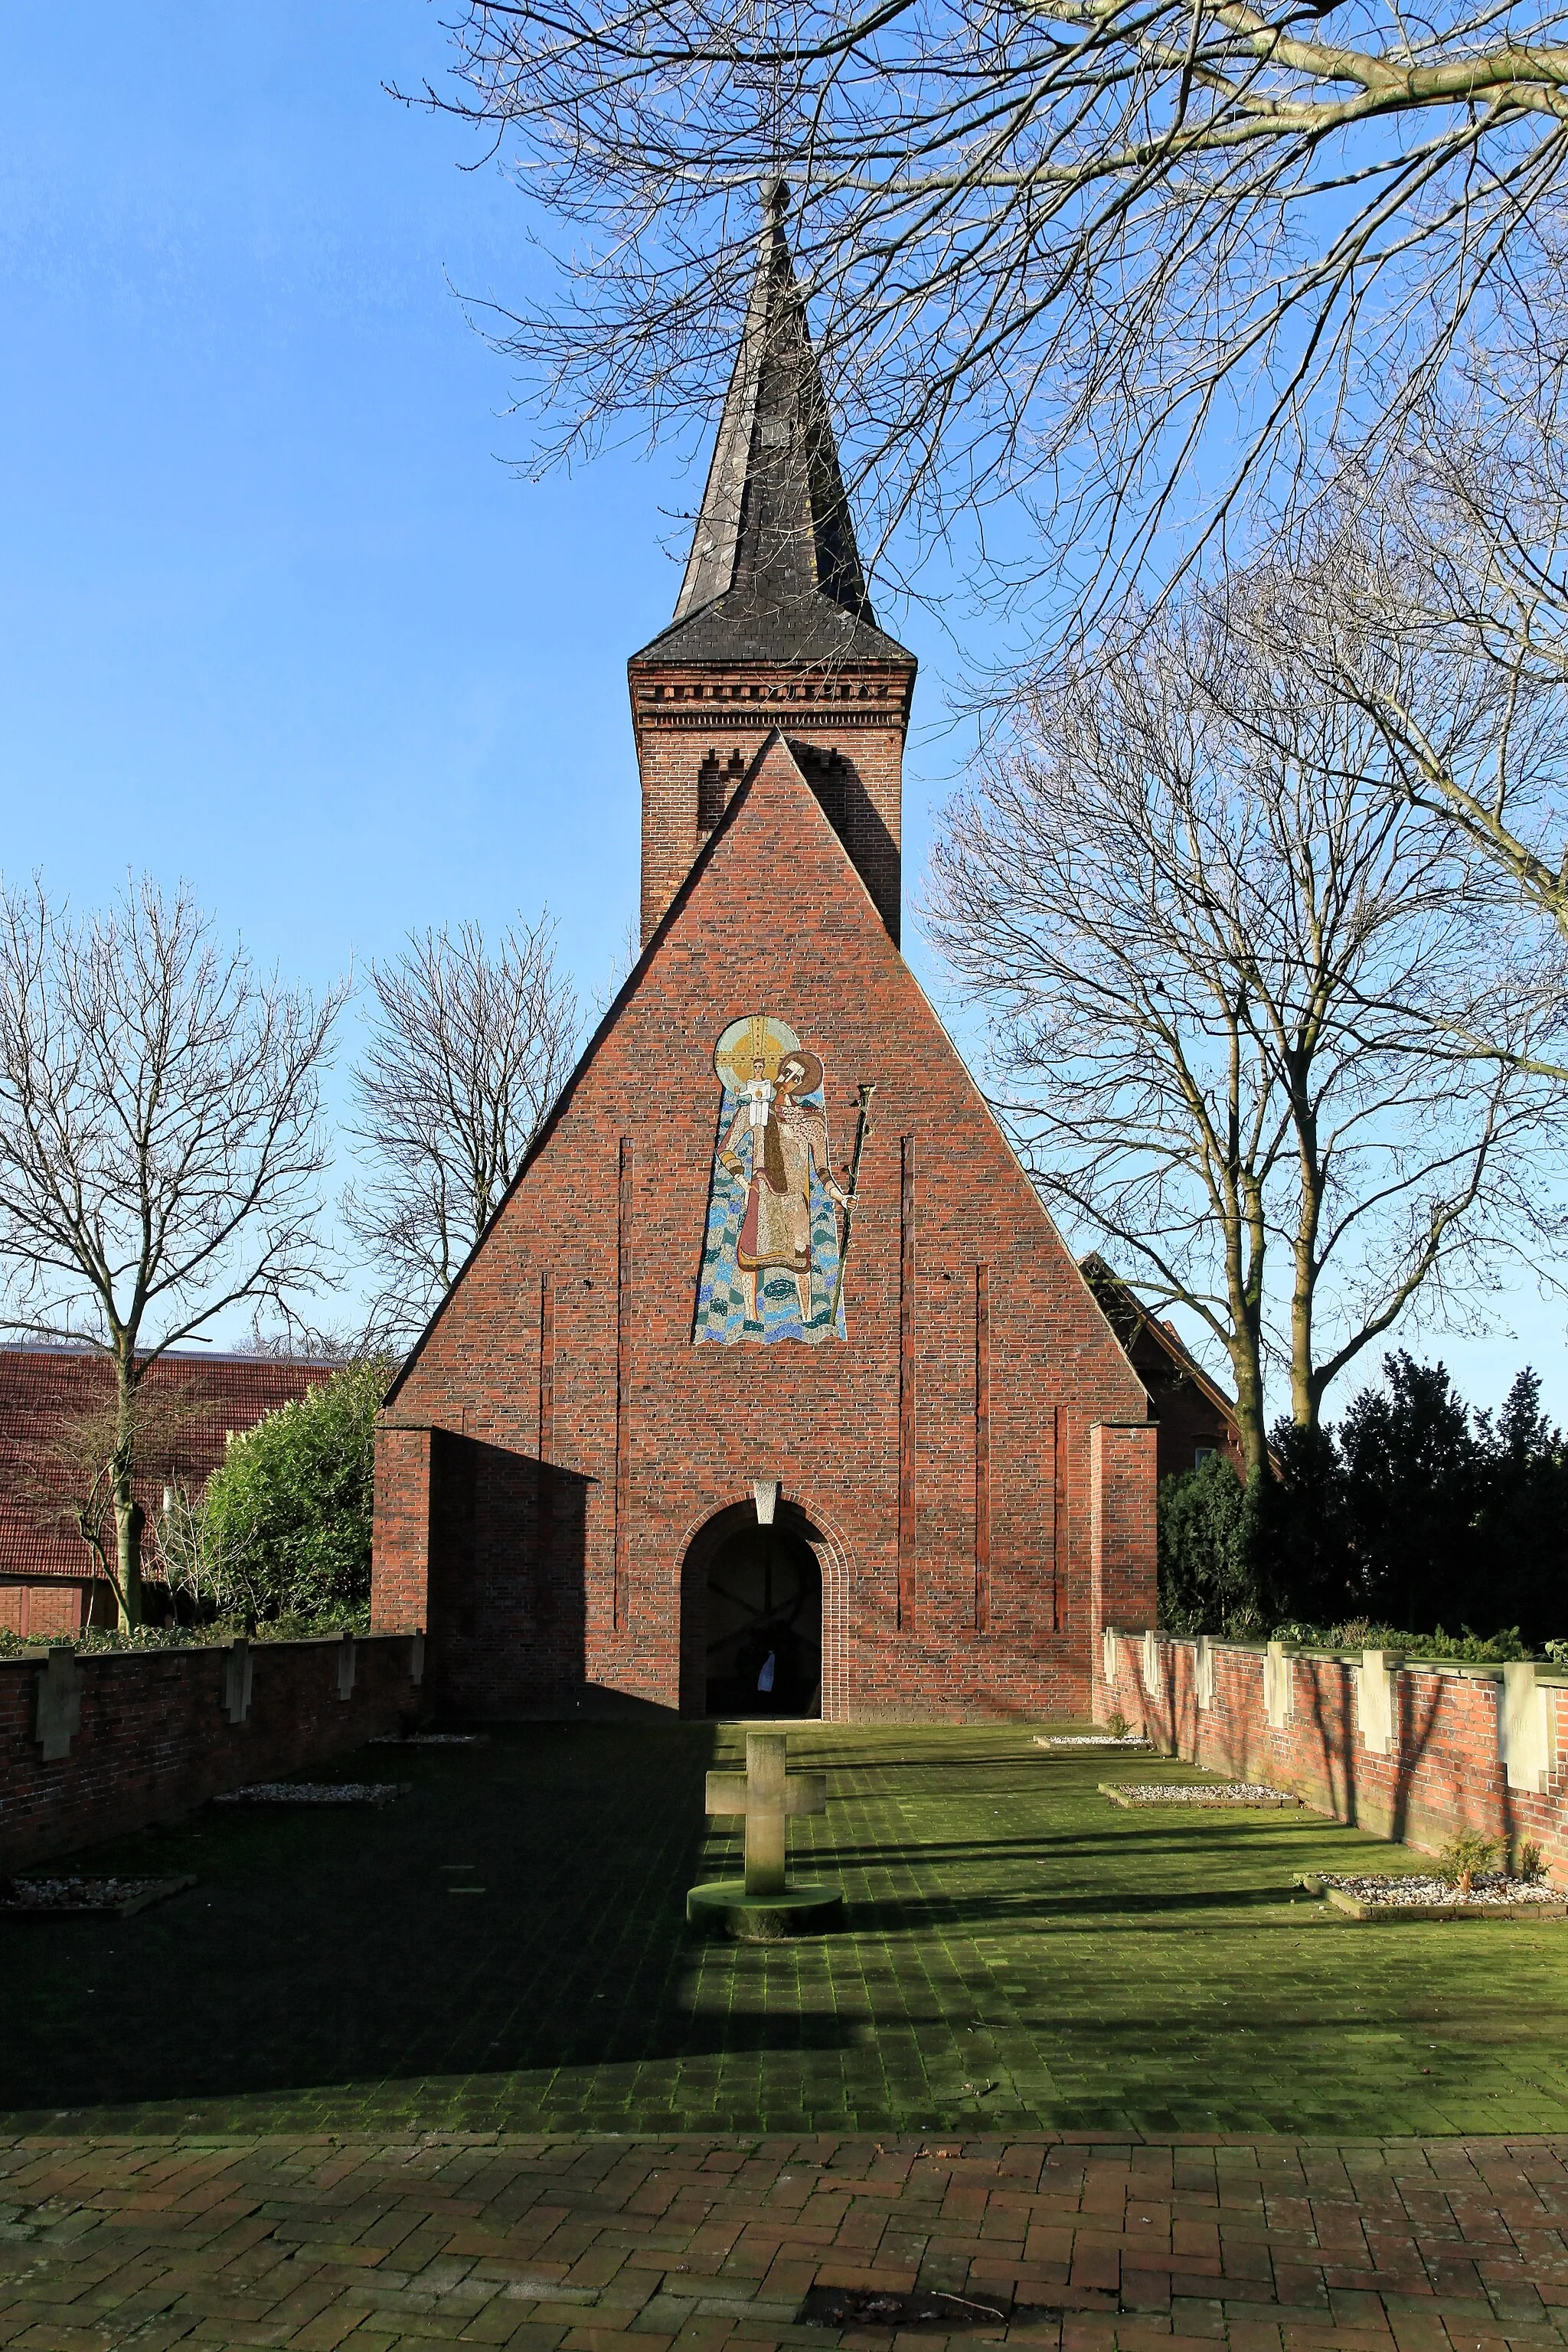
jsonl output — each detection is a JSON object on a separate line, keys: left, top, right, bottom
{"left": 677, "top": 1498, "right": 850, "bottom": 1720}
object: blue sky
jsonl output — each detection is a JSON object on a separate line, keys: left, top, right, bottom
{"left": 1, "top": 1, "right": 1561, "bottom": 1419}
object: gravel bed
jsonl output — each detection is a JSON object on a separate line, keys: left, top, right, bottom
{"left": 1316, "top": 1871, "right": 1560, "bottom": 1906}
{"left": 1110, "top": 1781, "right": 1295, "bottom": 1804}
{"left": 0, "top": 1874, "right": 194, "bottom": 1916}
{"left": 213, "top": 1781, "right": 411, "bottom": 1806}
{"left": 1034, "top": 1734, "right": 1150, "bottom": 1748}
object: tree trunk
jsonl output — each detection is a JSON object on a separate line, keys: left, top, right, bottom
{"left": 1290, "top": 1100, "right": 1323, "bottom": 1433}
{"left": 113, "top": 1483, "right": 144, "bottom": 1632}
{"left": 111, "top": 1347, "right": 144, "bottom": 1631}
{"left": 1228, "top": 1345, "right": 1271, "bottom": 1484}
{"left": 1223, "top": 1161, "right": 1272, "bottom": 1483}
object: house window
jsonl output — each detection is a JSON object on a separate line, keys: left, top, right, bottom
{"left": 1194, "top": 1446, "right": 1217, "bottom": 1466}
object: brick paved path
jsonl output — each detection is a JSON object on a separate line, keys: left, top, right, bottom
{"left": 3, "top": 2131, "right": 1566, "bottom": 2351}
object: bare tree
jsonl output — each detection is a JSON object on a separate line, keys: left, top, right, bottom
{"left": 929, "top": 577, "right": 1550, "bottom": 1475}
{"left": 8, "top": 1380, "right": 204, "bottom": 1629}
{"left": 0, "top": 878, "right": 341, "bottom": 1626}
{"left": 403, "top": 0, "right": 1568, "bottom": 619}
{"left": 1286, "top": 398, "right": 1568, "bottom": 1035}
{"left": 345, "top": 913, "right": 581, "bottom": 1337}
{"left": 145, "top": 1471, "right": 241, "bottom": 1625}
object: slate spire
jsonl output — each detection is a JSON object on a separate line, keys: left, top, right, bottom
{"left": 670, "top": 181, "right": 876, "bottom": 645}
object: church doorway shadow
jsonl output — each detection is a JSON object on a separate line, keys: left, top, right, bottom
{"left": 681, "top": 1505, "right": 822, "bottom": 1719}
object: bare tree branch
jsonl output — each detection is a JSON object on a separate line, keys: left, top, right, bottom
{"left": 398, "top": 0, "right": 1568, "bottom": 624}
{"left": 345, "top": 913, "right": 582, "bottom": 1340}
{"left": 927, "top": 565, "right": 1554, "bottom": 1471}
{"left": 1281, "top": 391, "right": 1568, "bottom": 1024}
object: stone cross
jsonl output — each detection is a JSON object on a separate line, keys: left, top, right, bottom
{"left": 222, "top": 1638, "right": 253, "bottom": 1726}
{"left": 705, "top": 1730, "right": 826, "bottom": 1896}
{"left": 33, "top": 1644, "right": 83, "bottom": 1762}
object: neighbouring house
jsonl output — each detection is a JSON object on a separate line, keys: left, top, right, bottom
{"left": 0, "top": 1348, "right": 337, "bottom": 1635}
{"left": 1080, "top": 1257, "right": 1250, "bottom": 1485}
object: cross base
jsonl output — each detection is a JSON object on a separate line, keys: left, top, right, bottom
{"left": 686, "top": 1879, "right": 844, "bottom": 1941}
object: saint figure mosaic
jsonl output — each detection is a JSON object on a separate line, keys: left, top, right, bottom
{"left": 694, "top": 1014, "right": 849, "bottom": 1345}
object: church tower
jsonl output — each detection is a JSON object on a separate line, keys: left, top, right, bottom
{"left": 627, "top": 183, "right": 916, "bottom": 946}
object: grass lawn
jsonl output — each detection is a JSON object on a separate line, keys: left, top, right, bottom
{"left": 2, "top": 1723, "right": 1563, "bottom": 2136}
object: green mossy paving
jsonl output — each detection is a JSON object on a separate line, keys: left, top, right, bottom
{"left": 2, "top": 1722, "right": 1564, "bottom": 2137}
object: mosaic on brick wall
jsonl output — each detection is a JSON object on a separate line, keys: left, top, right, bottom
{"left": 694, "top": 1014, "right": 852, "bottom": 1346}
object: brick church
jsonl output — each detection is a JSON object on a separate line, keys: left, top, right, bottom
{"left": 371, "top": 188, "right": 1157, "bottom": 1720}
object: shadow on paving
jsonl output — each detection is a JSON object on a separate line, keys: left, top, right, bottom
{"left": 2, "top": 1721, "right": 1566, "bottom": 2137}
{"left": 851, "top": 1883, "right": 1305, "bottom": 1928}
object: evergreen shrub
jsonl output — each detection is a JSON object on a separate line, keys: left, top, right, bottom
{"left": 1159, "top": 1351, "right": 1568, "bottom": 1647}
{"left": 201, "top": 1360, "right": 387, "bottom": 1624}
{"left": 1157, "top": 1454, "right": 1267, "bottom": 1635}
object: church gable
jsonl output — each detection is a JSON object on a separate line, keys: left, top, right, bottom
{"left": 392, "top": 730, "right": 1144, "bottom": 1459}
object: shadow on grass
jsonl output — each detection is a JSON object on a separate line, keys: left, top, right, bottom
{"left": 774, "top": 1826, "right": 1346, "bottom": 1876}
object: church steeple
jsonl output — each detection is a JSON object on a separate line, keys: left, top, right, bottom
{"left": 671, "top": 179, "right": 872, "bottom": 642}
{"left": 628, "top": 186, "right": 916, "bottom": 947}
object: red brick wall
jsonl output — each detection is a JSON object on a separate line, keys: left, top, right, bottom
{"left": 1089, "top": 1423, "right": 1159, "bottom": 1643}
{"left": 1148, "top": 1382, "right": 1244, "bottom": 1482}
{"left": 628, "top": 657, "right": 915, "bottom": 946}
{"left": 1097, "top": 1628, "right": 1568, "bottom": 1882}
{"left": 373, "top": 1426, "right": 434, "bottom": 1634}
{"left": 0, "top": 1633, "right": 423, "bottom": 1871}
{"left": 0, "top": 1584, "right": 90, "bottom": 1639}
{"left": 374, "top": 740, "right": 1155, "bottom": 1723}
{"left": 1129, "top": 1343, "right": 1247, "bottom": 1483}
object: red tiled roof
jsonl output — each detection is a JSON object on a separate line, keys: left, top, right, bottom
{"left": 0, "top": 1348, "right": 337, "bottom": 1585}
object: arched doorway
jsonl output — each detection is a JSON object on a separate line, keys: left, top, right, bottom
{"left": 703, "top": 1521, "right": 822, "bottom": 1717}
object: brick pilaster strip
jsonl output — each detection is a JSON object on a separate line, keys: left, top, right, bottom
{"left": 1047, "top": 1403, "right": 1060, "bottom": 1632}
{"left": 898, "top": 1135, "right": 916, "bottom": 1628}
{"left": 615, "top": 1137, "right": 633, "bottom": 1631}
{"left": 975, "top": 1262, "right": 991, "bottom": 1635}
{"left": 537, "top": 1270, "right": 554, "bottom": 1618}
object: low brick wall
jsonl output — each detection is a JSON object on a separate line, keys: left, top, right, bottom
{"left": 0, "top": 1632, "right": 425, "bottom": 1871}
{"left": 1097, "top": 1626, "right": 1568, "bottom": 1880}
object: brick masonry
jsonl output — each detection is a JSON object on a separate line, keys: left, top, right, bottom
{"left": 628, "top": 655, "right": 916, "bottom": 948}
{"left": 0, "top": 1632, "right": 423, "bottom": 1870}
{"left": 0, "top": 1581, "right": 87, "bottom": 1640}
{"left": 1099, "top": 1625, "right": 1568, "bottom": 1878}
{"left": 371, "top": 738, "right": 1156, "bottom": 1723}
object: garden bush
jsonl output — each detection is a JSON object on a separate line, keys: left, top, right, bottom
{"left": 1270, "top": 1622, "right": 1534, "bottom": 1662}
{"left": 1158, "top": 1454, "right": 1269, "bottom": 1635}
{"left": 0, "top": 1609, "right": 370, "bottom": 1661}
{"left": 201, "top": 1359, "right": 387, "bottom": 1624}
{"left": 1436, "top": 1833, "right": 1501, "bottom": 1894}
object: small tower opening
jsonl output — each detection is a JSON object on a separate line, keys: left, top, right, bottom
{"left": 697, "top": 750, "right": 746, "bottom": 838}
{"left": 697, "top": 752, "right": 724, "bottom": 835}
